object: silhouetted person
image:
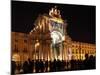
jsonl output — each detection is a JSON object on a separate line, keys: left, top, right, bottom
{"left": 93, "top": 56, "right": 96, "bottom": 69}
{"left": 22, "top": 61, "right": 29, "bottom": 73}
{"left": 88, "top": 55, "right": 96, "bottom": 69}
{"left": 11, "top": 60, "right": 16, "bottom": 74}
{"left": 39, "top": 59, "right": 44, "bottom": 72}
{"left": 78, "top": 60, "right": 84, "bottom": 70}
{"left": 53, "top": 59, "right": 57, "bottom": 71}
{"left": 35, "top": 60, "right": 40, "bottom": 73}
{"left": 17, "top": 63, "right": 21, "bottom": 73}
{"left": 49, "top": 61, "right": 53, "bottom": 72}
{"left": 84, "top": 54, "right": 90, "bottom": 69}
{"left": 57, "top": 59, "right": 62, "bottom": 71}
{"left": 62, "top": 60, "right": 66, "bottom": 71}
{"left": 45, "top": 60, "right": 48, "bottom": 72}
{"left": 70, "top": 59, "right": 76, "bottom": 70}
{"left": 32, "top": 60, "right": 35, "bottom": 72}
{"left": 27, "top": 58, "right": 33, "bottom": 73}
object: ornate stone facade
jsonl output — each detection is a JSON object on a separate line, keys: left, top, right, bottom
{"left": 11, "top": 7, "right": 96, "bottom": 63}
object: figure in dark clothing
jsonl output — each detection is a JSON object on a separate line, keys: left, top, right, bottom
{"left": 84, "top": 54, "right": 90, "bottom": 69}
{"left": 27, "top": 58, "right": 34, "bottom": 73}
{"left": 56, "top": 59, "right": 61, "bottom": 71}
{"left": 32, "top": 60, "right": 35, "bottom": 72}
{"left": 53, "top": 59, "right": 57, "bottom": 71}
{"left": 17, "top": 63, "right": 21, "bottom": 73}
{"left": 49, "top": 61, "right": 53, "bottom": 72}
{"left": 83, "top": 54, "right": 96, "bottom": 69}
{"left": 39, "top": 59, "right": 44, "bottom": 72}
{"left": 88, "top": 55, "right": 96, "bottom": 69}
{"left": 22, "top": 61, "right": 29, "bottom": 73}
{"left": 45, "top": 60, "right": 48, "bottom": 72}
{"left": 11, "top": 60, "right": 16, "bottom": 74}
{"left": 35, "top": 60, "right": 40, "bottom": 73}
{"left": 61, "top": 60, "right": 66, "bottom": 71}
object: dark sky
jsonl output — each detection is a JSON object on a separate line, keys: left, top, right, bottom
{"left": 11, "top": 1, "right": 96, "bottom": 44}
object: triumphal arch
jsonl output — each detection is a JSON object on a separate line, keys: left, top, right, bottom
{"left": 29, "top": 6, "right": 72, "bottom": 61}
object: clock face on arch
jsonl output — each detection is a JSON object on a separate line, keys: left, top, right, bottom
{"left": 50, "top": 19, "right": 65, "bottom": 44}
{"left": 51, "top": 31, "right": 63, "bottom": 44}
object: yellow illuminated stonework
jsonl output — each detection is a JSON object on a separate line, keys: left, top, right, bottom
{"left": 11, "top": 7, "right": 96, "bottom": 63}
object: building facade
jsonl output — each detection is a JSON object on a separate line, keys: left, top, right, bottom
{"left": 11, "top": 7, "right": 96, "bottom": 63}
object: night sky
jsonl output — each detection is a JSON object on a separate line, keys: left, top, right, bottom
{"left": 11, "top": 1, "right": 96, "bottom": 44}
